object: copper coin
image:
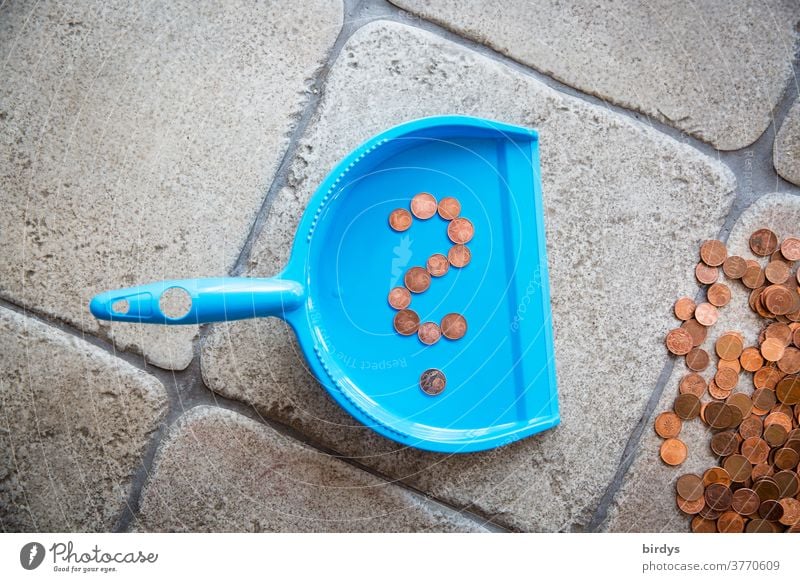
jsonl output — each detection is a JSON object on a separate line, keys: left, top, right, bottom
{"left": 750, "top": 228, "right": 779, "bottom": 256}
{"left": 764, "top": 286, "right": 796, "bottom": 315}
{"left": 677, "top": 494, "right": 705, "bottom": 515}
{"left": 711, "top": 431, "right": 739, "bottom": 457}
{"left": 727, "top": 393, "right": 753, "bottom": 419}
{"left": 776, "top": 375, "right": 800, "bottom": 404}
{"left": 761, "top": 338, "right": 786, "bottom": 362}
{"left": 691, "top": 516, "right": 717, "bottom": 533}
{"left": 419, "top": 368, "right": 446, "bottom": 396}
{"left": 766, "top": 322, "right": 793, "bottom": 345}
{"left": 676, "top": 473, "right": 705, "bottom": 501}
{"left": 714, "top": 367, "right": 739, "bottom": 391}
{"left": 775, "top": 470, "right": 800, "bottom": 498}
{"left": 779, "top": 498, "right": 800, "bottom": 526}
{"left": 752, "top": 478, "right": 780, "bottom": 501}
{"left": 700, "top": 239, "right": 727, "bottom": 267}
{"left": 426, "top": 253, "right": 450, "bottom": 277}
{"left": 731, "top": 488, "right": 760, "bottom": 515}
{"left": 739, "top": 416, "right": 763, "bottom": 440}
{"left": 750, "top": 463, "right": 773, "bottom": 481}
{"left": 775, "top": 447, "right": 799, "bottom": 470}
{"left": 674, "top": 393, "right": 701, "bottom": 420}
{"left": 388, "top": 287, "right": 411, "bottom": 310}
{"left": 740, "top": 347, "right": 764, "bottom": 372}
{"left": 681, "top": 319, "right": 707, "bottom": 346}
{"left": 759, "top": 499, "right": 784, "bottom": 521}
{"left": 440, "top": 313, "right": 467, "bottom": 340}
{"left": 742, "top": 264, "right": 765, "bottom": 289}
{"left": 699, "top": 502, "right": 723, "bottom": 521}
{"left": 716, "top": 334, "right": 744, "bottom": 361}
{"left": 764, "top": 423, "right": 788, "bottom": 448}
{"left": 685, "top": 347, "right": 710, "bottom": 371}
{"left": 707, "top": 282, "right": 731, "bottom": 307}
{"left": 752, "top": 387, "right": 777, "bottom": 410}
{"left": 708, "top": 379, "right": 732, "bottom": 401}
{"left": 745, "top": 518, "right": 777, "bottom": 532}
{"left": 705, "top": 482, "right": 733, "bottom": 511}
{"left": 679, "top": 372, "right": 707, "bottom": 397}
{"left": 703, "top": 466, "right": 732, "bottom": 487}
{"left": 410, "top": 192, "right": 438, "bottom": 219}
{"left": 795, "top": 326, "right": 800, "bottom": 348}
{"left": 417, "top": 322, "right": 442, "bottom": 345}
{"left": 705, "top": 401, "right": 733, "bottom": 429}
{"left": 694, "top": 303, "right": 718, "bottom": 326}
{"left": 781, "top": 237, "right": 800, "bottom": 261}
{"left": 779, "top": 347, "right": 800, "bottom": 374}
{"left": 666, "top": 328, "right": 694, "bottom": 355}
{"left": 393, "top": 309, "right": 420, "bottom": 335}
{"left": 695, "top": 262, "right": 719, "bottom": 285}
{"left": 723, "top": 454, "right": 752, "bottom": 482}
{"left": 765, "top": 261, "right": 790, "bottom": 284}
{"left": 753, "top": 366, "right": 783, "bottom": 390}
{"left": 655, "top": 411, "right": 683, "bottom": 439}
{"left": 447, "top": 217, "right": 474, "bottom": 244}
{"left": 742, "top": 437, "right": 769, "bottom": 465}
{"left": 447, "top": 244, "right": 471, "bottom": 268}
{"left": 674, "top": 297, "right": 696, "bottom": 321}
{"left": 404, "top": 267, "right": 431, "bottom": 294}
{"left": 660, "top": 438, "right": 688, "bottom": 466}
{"left": 723, "top": 255, "right": 747, "bottom": 279}
{"left": 764, "top": 411, "right": 793, "bottom": 432}
{"left": 717, "top": 511, "right": 745, "bottom": 533}
{"left": 718, "top": 356, "right": 741, "bottom": 373}
{"left": 388, "top": 208, "right": 412, "bottom": 231}
{"left": 437, "top": 197, "right": 461, "bottom": 220}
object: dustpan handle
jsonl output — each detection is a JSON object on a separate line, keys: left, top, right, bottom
{"left": 89, "top": 277, "right": 304, "bottom": 324}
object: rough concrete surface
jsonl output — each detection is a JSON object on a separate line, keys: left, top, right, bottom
{"left": 775, "top": 101, "right": 800, "bottom": 186}
{"left": 389, "top": 0, "right": 800, "bottom": 150}
{"left": 133, "top": 406, "right": 487, "bottom": 532}
{"left": 201, "top": 21, "right": 736, "bottom": 532}
{"left": 604, "top": 191, "right": 800, "bottom": 532}
{"left": 0, "top": 306, "right": 167, "bottom": 532}
{"left": 0, "top": 0, "right": 343, "bottom": 370}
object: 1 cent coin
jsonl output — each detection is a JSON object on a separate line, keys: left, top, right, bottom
{"left": 441, "top": 313, "right": 467, "bottom": 340}
{"left": 716, "top": 334, "right": 744, "bottom": 361}
{"left": 666, "top": 328, "right": 694, "bottom": 355}
{"left": 674, "top": 393, "right": 701, "bottom": 420}
{"left": 677, "top": 495, "right": 705, "bottom": 515}
{"left": 681, "top": 319, "right": 707, "bottom": 346}
{"left": 419, "top": 368, "right": 446, "bottom": 396}
{"left": 388, "top": 287, "right": 411, "bottom": 310}
{"left": 765, "top": 261, "right": 790, "bottom": 284}
{"left": 674, "top": 297, "right": 696, "bottom": 321}
{"left": 447, "top": 244, "right": 471, "bottom": 268}
{"left": 655, "top": 411, "right": 683, "bottom": 438}
{"left": 404, "top": 267, "right": 431, "bottom": 293}
{"left": 410, "top": 193, "right": 437, "bottom": 219}
{"left": 705, "top": 483, "right": 733, "bottom": 511}
{"left": 680, "top": 373, "right": 707, "bottom": 397}
{"left": 750, "top": 228, "right": 779, "bottom": 256}
{"left": 437, "top": 197, "right": 461, "bottom": 220}
{"left": 393, "top": 309, "right": 420, "bottom": 335}
{"left": 389, "top": 208, "right": 413, "bottom": 231}
{"left": 447, "top": 217, "right": 474, "bottom": 244}
{"left": 717, "top": 511, "right": 744, "bottom": 533}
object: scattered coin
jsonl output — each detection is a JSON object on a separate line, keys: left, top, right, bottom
{"left": 388, "top": 287, "right": 411, "bottom": 310}
{"left": 674, "top": 393, "right": 701, "bottom": 420}
{"left": 389, "top": 208, "right": 413, "bottom": 231}
{"left": 447, "top": 244, "right": 471, "bottom": 268}
{"left": 419, "top": 368, "right": 446, "bottom": 396}
{"left": 426, "top": 253, "right": 450, "bottom": 277}
{"left": 417, "top": 322, "right": 442, "bottom": 345}
{"left": 404, "top": 267, "right": 431, "bottom": 294}
{"left": 655, "top": 411, "right": 683, "bottom": 439}
{"left": 677, "top": 495, "right": 705, "bottom": 515}
{"left": 780, "top": 237, "right": 800, "bottom": 261}
{"left": 723, "top": 454, "right": 752, "bottom": 483}
{"left": 705, "top": 483, "right": 733, "bottom": 511}
{"left": 447, "top": 217, "right": 474, "bottom": 244}
{"left": 714, "top": 367, "right": 738, "bottom": 391}
{"left": 660, "top": 438, "right": 688, "bottom": 466}
{"left": 695, "top": 262, "right": 719, "bottom": 285}
{"left": 674, "top": 297, "right": 696, "bottom": 321}
{"left": 722, "top": 255, "right": 747, "bottom": 279}
{"left": 742, "top": 263, "right": 765, "bottom": 289}
{"left": 731, "top": 488, "right": 760, "bottom": 515}
{"left": 393, "top": 309, "right": 420, "bottom": 336}
{"left": 717, "top": 511, "right": 744, "bottom": 533}
{"left": 761, "top": 338, "right": 786, "bottom": 362}
{"left": 739, "top": 347, "right": 764, "bottom": 372}
{"left": 681, "top": 319, "right": 707, "bottom": 346}
{"left": 691, "top": 516, "right": 717, "bottom": 533}
{"left": 700, "top": 240, "right": 727, "bottom": 267}
{"left": 437, "top": 197, "right": 461, "bottom": 220}
{"left": 685, "top": 348, "right": 710, "bottom": 371}
{"left": 676, "top": 474, "right": 705, "bottom": 501}
{"left": 707, "top": 283, "right": 731, "bottom": 307}
{"left": 776, "top": 375, "right": 800, "bottom": 405}
{"left": 765, "top": 261, "right": 790, "bottom": 284}
{"left": 440, "top": 313, "right": 467, "bottom": 340}
{"left": 410, "top": 192, "right": 438, "bottom": 219}
{"left": 694, "top": 303, "right": 718, "bottom": 326}
{"left": 716, "top": 333, "right": 744, "bottom": 361}
{"left": 710, "top": 431, "right": 738, "bottom": 457}
{"left": 679, "top": 373, "right": 707, "bottom": 397}
{"left": 666, "top": 328, "right": 694, "bottom": 355}
{"left": 750, "top": 228, "right": 779, "bottom": 256}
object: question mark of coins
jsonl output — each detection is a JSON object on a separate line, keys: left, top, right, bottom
{"left": 388, "top": 192, "right": 473, "bottom": 396}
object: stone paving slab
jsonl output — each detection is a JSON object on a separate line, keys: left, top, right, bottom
{"left": 201, "top": 21, "right": 736, "bottom": 531}
{"left": 604, "top": 191, "right": 800, "bottom": 532}
{"left": 133, "top": 406, "right": 487, "bottom": 532}
{"left": 775, "top": 101, "right": 800, "bottom": 186}
{"left": 0, "top": 306, "right": 167, "bottom": 532}
{"left": 0, "top": 0, "right": 343, "bottom": 370}
{"left": 390, "top": 0, "right": 800, "bottom": 151}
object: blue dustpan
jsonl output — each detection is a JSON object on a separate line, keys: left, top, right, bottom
{"left": 90, "top": 115, "right": 559, "bottom": 453}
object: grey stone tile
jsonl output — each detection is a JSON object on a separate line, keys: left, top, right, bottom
{"left": 133, "top": 406, "right": 487, "bottom": 532}
{"left": 390, "top": 0, "right": 800, "bottom": 150}
{"left": 0, "top": 0, "right": 343, "bottom": 370}
{"left": 775, "top": 101, "right": 800, "bottom": 186}
{"left": 604, "top": 191, "right": 800, "bottom": 532}
{"left": 0, "top": 306, "right": 167, "bottom": 532}
{"left": 200, "top": 21, "right": 736, "bottom": 531}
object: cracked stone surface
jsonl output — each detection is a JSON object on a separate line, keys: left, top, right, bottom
{"left": 390, "top": 0, "right": 800, "bottom": 150}
{"left": 200, "top": 21, "right": 736, "bottom": 532}
{"left": 0, "top": 306, "right": 167, "bottom": 532}
{"left": 604, "top": 191, "right": 800, "bottom": 532}
{"left": 0, "top": 0, "right": 343, "bottom": 370}
{"left": 133, "top": 406, "right": 487, "bottom": 532}
{"left": 775, "top": 101, "right": 800, "bottom": 186}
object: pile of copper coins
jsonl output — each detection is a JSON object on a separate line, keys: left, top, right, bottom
{"left": 658, "top": 229, "right": 800, "bottom": 533}
{"left": 388, "top": 193, "right": 473, "bottom": 396}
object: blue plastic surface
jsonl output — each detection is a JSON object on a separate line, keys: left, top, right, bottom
{"left": 90, "top": 115, "right": 560, "bottom": 453}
